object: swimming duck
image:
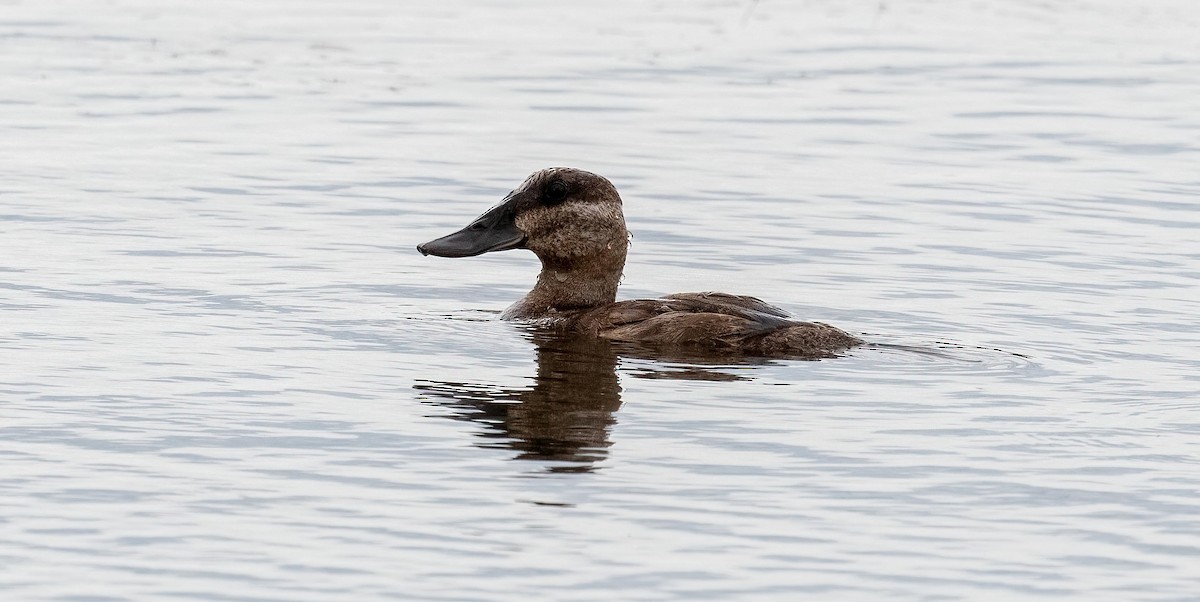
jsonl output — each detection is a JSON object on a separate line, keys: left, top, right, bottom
{"left": 417, "top": 167, "right": 862, "bottom": 358}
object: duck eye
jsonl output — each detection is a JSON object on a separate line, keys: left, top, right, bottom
{"left": 544, "top": 180, "right": 569, "bottom": 205}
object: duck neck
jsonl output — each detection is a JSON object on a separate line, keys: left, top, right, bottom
{"left": 502, "top": 248, "right": 626, "bottom": 320}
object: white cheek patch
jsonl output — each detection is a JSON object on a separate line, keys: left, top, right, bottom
{"left": 522, "top": 202, "right": 619, "bottom": 230}
{"left": 517, "top": 202, "right": 625, "bottom": 259}
{"left": 565, "top": 201, "right": 620, "bottom": 224}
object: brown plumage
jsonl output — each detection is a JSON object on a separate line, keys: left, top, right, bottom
{"left": 417, "top": 167, "right": 861, "bottom": 359}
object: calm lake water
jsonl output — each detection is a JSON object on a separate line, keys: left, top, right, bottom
{"left": 3, "top": 1, "right": 1199, "bottom": 600}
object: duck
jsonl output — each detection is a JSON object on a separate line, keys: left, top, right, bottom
{"left": 417, "top": 167, "right": 862, "bottom": 358}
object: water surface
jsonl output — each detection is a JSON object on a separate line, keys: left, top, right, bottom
{"left": 2, "top": 1, "right": 1199, "bottom": 600}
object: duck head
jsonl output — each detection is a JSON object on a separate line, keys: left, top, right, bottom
{"left": 417, "top": 167, "right": 627, "bottom": 263}
{"left": 418, "top": 167, "right": 629, "bottom": 316}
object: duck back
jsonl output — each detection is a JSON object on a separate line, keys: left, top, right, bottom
{"left": 567, "top": 292, "right": 861, "bottom": 359}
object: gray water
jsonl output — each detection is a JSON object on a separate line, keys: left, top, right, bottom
{"left": 3, "top": 1, "right": 1199, "bottom": 600}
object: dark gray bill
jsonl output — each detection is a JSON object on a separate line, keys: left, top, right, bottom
{"left": 417, "top": 196, "right": 526, "bottom": 258}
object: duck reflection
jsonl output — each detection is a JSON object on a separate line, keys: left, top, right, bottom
{"left": 415, "top": 330, "right": 767, "bottom": 472}
{"left": 415, "top": 331, "right": 622, "bottom": 472}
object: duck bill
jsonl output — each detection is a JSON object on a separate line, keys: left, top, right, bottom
{"left": 416, "top": 196, "right": 526, "bottom": 258}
